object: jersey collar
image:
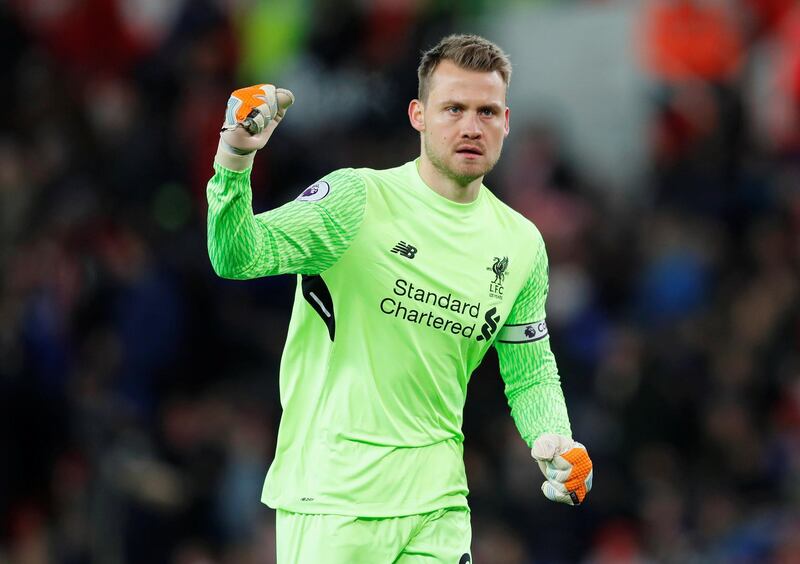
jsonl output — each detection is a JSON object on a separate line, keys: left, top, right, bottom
{"left": 408, "top": 159, "right": 486, "bottom": 214}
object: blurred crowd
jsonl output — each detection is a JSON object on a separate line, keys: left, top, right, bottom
{"left": 1, "top": 0, "right": 799, "bottom": 562}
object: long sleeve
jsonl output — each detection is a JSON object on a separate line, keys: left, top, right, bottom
{"left": 207, "top": 163, "right": 366, "bottom": 279}
{"left": 494, "top": 232, "right": 572, "bottom": 447}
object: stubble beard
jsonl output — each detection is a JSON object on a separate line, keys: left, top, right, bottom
{"left": 424, "top": 132, "right": 501, "bottom": 187}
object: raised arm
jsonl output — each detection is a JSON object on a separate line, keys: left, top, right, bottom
{"left": 206, "top": 84, "right": 366, "bottom": 279}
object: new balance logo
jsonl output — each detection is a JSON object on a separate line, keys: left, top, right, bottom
{"left": 390, "top": 241, "right": 417, "bottom": 259}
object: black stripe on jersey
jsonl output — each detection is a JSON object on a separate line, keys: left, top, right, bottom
{"left": 301, "top": 274, "right": 336, "bottom": 341}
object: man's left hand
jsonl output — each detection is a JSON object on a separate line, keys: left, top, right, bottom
{"left": 531, "top": 433, "right": 593, "bottom": 506}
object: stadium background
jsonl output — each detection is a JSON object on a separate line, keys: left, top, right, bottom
{"left": 1, "top": 0, "right": 799, "bottom": 562}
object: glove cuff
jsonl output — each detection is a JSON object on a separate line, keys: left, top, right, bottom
{"left": 531, "top": 433, "right": 574, "bottom": 461}
{"left": 215, "top": 140, "right": 256, "bottom": 172}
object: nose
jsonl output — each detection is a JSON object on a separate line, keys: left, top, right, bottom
{"left": 461, "top": 112, "right": 482, "bottom": 139}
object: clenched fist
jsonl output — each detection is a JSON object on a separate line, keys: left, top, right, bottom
{"left": 216, "top": 84, "right": 295, "bottom": 170}
{"left": 532, "top": 433, "right": 593, "bottom": 506}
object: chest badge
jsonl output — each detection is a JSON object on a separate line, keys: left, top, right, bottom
{"left": 391, "top": 241, "right": 418, "bottom": 259}
{"left": 487, "top": 256, "right": 509, "bottom": 299}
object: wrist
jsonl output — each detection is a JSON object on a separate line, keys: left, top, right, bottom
{"left": 215, "top": 139, "right": 256, "bottom": 171}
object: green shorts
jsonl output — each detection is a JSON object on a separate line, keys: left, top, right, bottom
{"left": 275, "top": 507, "right": 472, "bottom": 563}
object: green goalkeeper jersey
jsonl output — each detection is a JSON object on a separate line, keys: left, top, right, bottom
{"left": 207, "top": 159, "right": 572, "bottom": 517}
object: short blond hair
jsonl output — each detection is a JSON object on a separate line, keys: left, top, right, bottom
{"left": 417, "top": 34, "right": 512, "bottom": 101}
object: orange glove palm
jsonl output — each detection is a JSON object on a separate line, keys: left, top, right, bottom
{"left": 532, "top": 433, "right": 593, "bottom": 506}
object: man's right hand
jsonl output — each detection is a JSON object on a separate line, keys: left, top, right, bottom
{"left": 217, "top": 84, "right": 294, "bottom": 170}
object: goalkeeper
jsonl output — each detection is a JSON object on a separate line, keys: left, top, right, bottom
{"left": 207, "top": 34, "right": 592, "bottom": 563}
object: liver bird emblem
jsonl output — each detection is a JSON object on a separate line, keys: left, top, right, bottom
{"left": 489, "top": 256, "right": 509, "bottom": 285}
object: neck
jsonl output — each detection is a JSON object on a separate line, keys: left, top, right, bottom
{"left": 417, "top": 153, "right": 483, "bottom": 204}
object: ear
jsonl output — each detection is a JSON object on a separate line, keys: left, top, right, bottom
{"left": 408, "top": 99, "right": 425, "bottom": 132}
{"left": 503, "top": 106, "right": 510, "bottom": 137}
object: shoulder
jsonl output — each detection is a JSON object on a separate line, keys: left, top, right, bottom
{"left": 315, "top": 163, "right": 411, "bottom": 194}
{"left": 482, "top": 189, "right": 545, "bottom": 247}
{"left": 319, "top": 167, "right": 365, "bottom": 187}
{"left": 305, "top": 163, "right": 412, "bottom": 209}
{"left": 350, "top": 161, "right": 413, "bottom": 187}
{"left": 298, "top": 168, "right": 367, "bottom": 203}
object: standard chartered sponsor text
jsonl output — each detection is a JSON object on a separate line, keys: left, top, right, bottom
{"left": 380, "top": 278, "right": 480, "bottom": 338}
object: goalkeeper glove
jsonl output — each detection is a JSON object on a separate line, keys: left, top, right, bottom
{"left": 216, "top": 84, "right": 295, "bottom": 171}
{"left": 532, "top": 433, "right": 593, "bottom": 506}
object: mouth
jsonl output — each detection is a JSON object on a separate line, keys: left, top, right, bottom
{"left": 455, "top": 145, "right": 484, "bottom": 158}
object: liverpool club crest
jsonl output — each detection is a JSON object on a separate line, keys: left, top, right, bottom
{"left": 487, "top": 256, "right": 509, "bottom": 299}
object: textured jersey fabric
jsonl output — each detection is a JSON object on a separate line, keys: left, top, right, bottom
{"left": 206, "top": 159, "right": 572, "bottom": 517}
{"left": 208, "top": 167, "right": 366, "bottom": 277}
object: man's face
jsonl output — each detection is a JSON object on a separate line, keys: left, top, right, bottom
{"left": 415, "top": 60, "right": 510, "bottom": 185}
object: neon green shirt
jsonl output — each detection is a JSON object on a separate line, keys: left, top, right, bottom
{"left": 207, "top": 159, "right": 572, "bottom": 517}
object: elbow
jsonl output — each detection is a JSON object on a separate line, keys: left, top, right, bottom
{"left": 211, "top": 264, "right": 240, "bottom": 280}
{"left": 209, "top": 259, "right": 234, "bottom": 279}
{"left": 208, "top": 248, "right": 275, "bottom": 280}
{"left": 207, "top": 234, "right": 254, "bottom": 279}
{"left": 208, "top": 251, "right": 250, "bottom": 280}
